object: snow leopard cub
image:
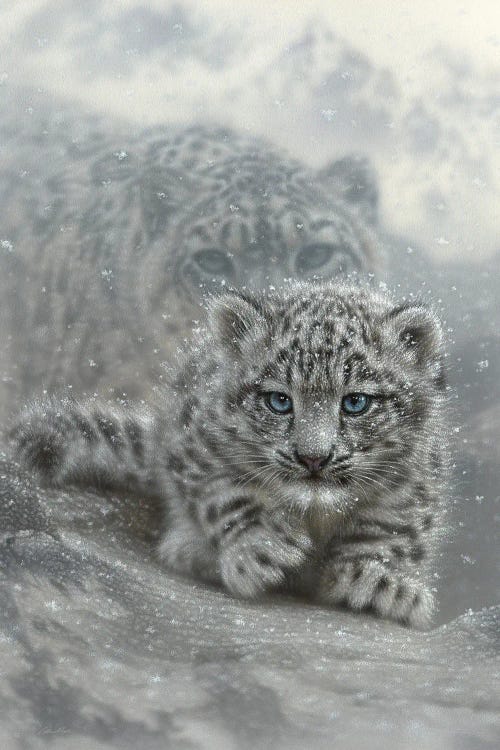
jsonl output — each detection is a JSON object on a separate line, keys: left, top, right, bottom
{"left": 10, "top": 281, "right": 448, "bottom": 627}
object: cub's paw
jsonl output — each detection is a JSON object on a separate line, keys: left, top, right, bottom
{"left": 8, "top": 402, "right": 74, "bottom": 484}
{"left": 220, "top": 521, "right": 311, "bottom": 599}
{"left": 319, "top": 559, "right": 435, "bottom": 628}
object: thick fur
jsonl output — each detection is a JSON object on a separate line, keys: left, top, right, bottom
{"left": 9, "top": 281, "right": 449, "bottom": 627}
{"left": 0, "top": 121, "right": 379, "bottom": 412}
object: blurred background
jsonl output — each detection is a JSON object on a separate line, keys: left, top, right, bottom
{"left": 2, "top": 0, "right": 499, "bottom": 258}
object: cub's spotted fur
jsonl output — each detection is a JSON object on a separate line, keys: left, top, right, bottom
{"left": 10, "top": 281, "right": 448, "bottom": 627}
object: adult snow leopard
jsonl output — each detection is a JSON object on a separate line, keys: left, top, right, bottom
{"left": 10, "top": 281, "right": 448, "bottom": 627}
{"left": 0, "top": 106, "right": 379, "bottom": 417}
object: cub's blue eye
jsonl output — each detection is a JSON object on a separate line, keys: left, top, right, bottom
{"left": 265, "top": 392, "right": 293, "bottom": 415}
{"left": 342, "top": 393, "right": 371, "bottom": 415}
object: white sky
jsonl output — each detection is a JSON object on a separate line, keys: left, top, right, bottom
{"left": 194, "top": 0, "right": 500, "bottom": 71}
{"left": 1, "top": 0, "right": 499, "bottom": 261}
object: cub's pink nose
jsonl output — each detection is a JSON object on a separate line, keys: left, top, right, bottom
{"left": 294, "top": 451, "right": 332, "bottom": 473}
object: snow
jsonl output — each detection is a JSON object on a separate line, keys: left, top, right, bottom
{"left": 0, "top": 2, "right": 498, "bottom": 748}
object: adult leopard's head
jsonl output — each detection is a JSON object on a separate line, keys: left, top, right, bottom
{"left": 84, "top": 126, "right": 381, "bottom": 345}
{"left": 125, "top": 128, "right": 381, "bottom": 321}
{"left": 141, "top": 137, "right": 379, "bottom": 318}
{"left": 0, "top": 119, "right": 382, "bottom": 405}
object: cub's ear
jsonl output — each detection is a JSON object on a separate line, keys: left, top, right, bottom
{"left": 317, "top": 155, "right": 379, "bottom": 225}
{"left": 384, "top": 303, "right": 444, "bottom": 369}
{"left": 207, "top": 291, "right": 267, "bottom": 356}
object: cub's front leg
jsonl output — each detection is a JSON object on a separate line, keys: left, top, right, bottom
{"left": 219, "top": 511, "right": 312, "bottom": 598}
{"left": 317, "top": 526, "right": 435, "bottom": 627}
{"left": 161, "top": 477, "right": 312, "bottom": 598}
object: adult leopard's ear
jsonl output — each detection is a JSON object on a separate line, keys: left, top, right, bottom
{"left": 208, "top": 291, "right": 268, "bottom": 357}
{"left": 317, "top": 155, "right": 379, "bottom": 225}
{"left": 384, "top": 303, "right": 445, "bottom": 379}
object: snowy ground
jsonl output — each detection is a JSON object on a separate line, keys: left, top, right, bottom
{"left": 1, "top": 455, "right": 499, "bottom": 750}
{"left": 0, "top": 2, "right": 499, "bottom": 748}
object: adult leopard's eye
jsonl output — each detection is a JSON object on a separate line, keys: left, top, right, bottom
{"left": 264, "top": 392, "right": 293, "bottom": 415}
{"left": 341, "top": 393, "right": 371, "bottom": 415}
{"left": 295, "top": 243, "right": 334, "bottom": 274}
{"left": 193, "top": 249, "right": 235, "bottom": 277}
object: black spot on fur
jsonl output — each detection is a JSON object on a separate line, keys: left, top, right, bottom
{"left": 415, "top": 483, "right": 432, "bottom": 505}
{"left": 376, "top": 521, "right": 418, "bottom": 540}
{"left": 26, "top": 436, "right": 61, "bottom": 473}
{"left": 95, "top": 413, "right": 122, "bottom": 450}
{"left": 351, "top": 563, "right": 364, "bottom": 582}
{"left": 430, "top": 449, "right": 442, "bottom": 471}
{"left": 206, "top": 504, "right": 218, "bottom": 523}
{"left": 124, "top": 418, "right": 144, "bottom": 464}
{"left": 180, "top": 398, "right": 197, "bottom": 427}
{"left": 226, "top": 514, "right": 261, "bottom": 541}
{"left": 391, "top": 545, "right": 406, "bottom": 559}
{"left": 410, "top": 543, "right": 426, "bottom": 562}
{"left": 73, "top": 413, "right": 98, "bottom": 442}
{"left": 341, "top": 532, "right": 387, "bottom": 546}
{"left": 394, "top": 583, "right": 406, "bottom": 601}
{"left": 411, "top": 592, "right": 421, "bottom": 609}
{"left": 220, "top": 496, "right": 254, "bottom": 517}
{"left": 376, "top": 576, "right": 390, "bottom": 593}
{"left": 280, "top": 315, "right": 292, "bottom": 335}
{"left": 256, "top": 552, "right": 272, "bottom": 567}
{"left": 194, "top": 456, "right": 212, "bottom": 472}
{"left": 166, "top": 453, "right": 186, "bottom": 473}
{"left": 423, "top": 514, "right": 433, "bottom": 530}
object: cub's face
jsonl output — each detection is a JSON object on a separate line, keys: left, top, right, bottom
{"left": 210, "top": 285, "right": 444, "bottom": 513}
